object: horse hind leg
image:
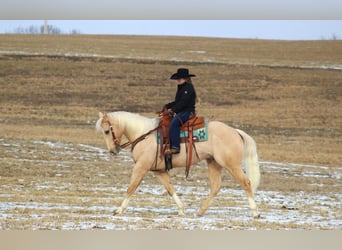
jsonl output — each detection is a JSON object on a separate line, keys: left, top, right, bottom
{"left": 198, "top": 158, "right": 223, "bottom": 216}
{"left": 226, "top": 164, "right": 260, "bottom": 218}
{"left": 155, "top": 171, "right": 185, "bottom": 216}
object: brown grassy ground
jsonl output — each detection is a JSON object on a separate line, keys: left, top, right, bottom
{"left": 0, "top": 35, "right": 341, "bottom": 166}
{"left": 0, "top": 35, "right": 341, "bottom": 229}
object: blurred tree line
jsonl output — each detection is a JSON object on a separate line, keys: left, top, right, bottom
{"left": 12, "top": 24, "right": 81, "bottom": 35}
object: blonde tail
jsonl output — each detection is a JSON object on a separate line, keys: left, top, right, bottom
{"left": 236, "top": 129, "right": 260, "bottom": 193}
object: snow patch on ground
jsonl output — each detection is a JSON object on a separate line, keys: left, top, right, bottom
{"left": 0, "top": 139, "right": 341, "bottom": 230}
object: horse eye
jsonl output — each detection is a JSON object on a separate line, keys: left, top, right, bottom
{"left": 104, "top": 130, "right": 110, "bottom": 135}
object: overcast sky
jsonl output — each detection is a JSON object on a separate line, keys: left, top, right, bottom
{"left": 0, "top": 20, "right": 341, "bottom": 40}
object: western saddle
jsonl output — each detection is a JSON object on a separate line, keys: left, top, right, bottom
{"left": 157, "top": 110, "right": 205, "bottom": 177}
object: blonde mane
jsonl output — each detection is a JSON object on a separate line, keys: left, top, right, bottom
{"left": 96, "top": 111, "right": 158, "bottom": 135}
{"left": 110, "top": 111, "right": 157, "bottom": 134}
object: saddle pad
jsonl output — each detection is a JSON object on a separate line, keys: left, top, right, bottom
{"left": 157, "top": 118, "right": 209, "bottom": 144}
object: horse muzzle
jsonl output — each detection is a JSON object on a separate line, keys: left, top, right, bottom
{"left": 109, "top": 145, "right": 121, "bottom": 156}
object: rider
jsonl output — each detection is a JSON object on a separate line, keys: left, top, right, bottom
{"left": 164, "top": 68, "right": 197, "bottom": 154}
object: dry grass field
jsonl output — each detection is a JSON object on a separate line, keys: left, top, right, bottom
{"left": 0, "top": 35, "right": 341, "bottom": 229}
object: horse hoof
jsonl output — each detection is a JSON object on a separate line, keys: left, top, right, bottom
{"left": 197, "top": 208, "right": 206, "bottom": 217}
{"left": 253, "top": 213, "right": 261, "bottom": 219}
{"left": 113, "top": 209, "right": 122, "bottom": 216}
{"left": 197, "top": 211, "right": 204, "bottom": 217}
{"left": 178, "top": 211, "right": 185, "bottom": 216}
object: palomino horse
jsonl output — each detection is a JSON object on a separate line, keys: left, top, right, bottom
{"left": 96, "top": 111, "right": 260, "bottom": 218}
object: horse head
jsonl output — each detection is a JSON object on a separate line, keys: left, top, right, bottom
{"left": 97, "top": 112, "right": 122, "bottom": 155}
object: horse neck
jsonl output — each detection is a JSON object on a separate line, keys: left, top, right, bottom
{"left": 114, "top": 112, "right": 155, "bottom": 142}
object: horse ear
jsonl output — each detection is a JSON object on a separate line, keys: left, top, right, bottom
{"left": 99, "top": 112, "right": 104, "bottom": 118}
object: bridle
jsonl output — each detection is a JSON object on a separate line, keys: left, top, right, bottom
{"left": 104, "top": 120, "right": 159, "bottom": 151}
{"left": 109, "top": 123, "right": 120, "bottom": 145}
{"left": 104, "top": 120, "right": 131, "bottom": 149}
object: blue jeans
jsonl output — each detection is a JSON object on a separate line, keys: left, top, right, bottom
{"left": 170, "top": 111, "right": 193, "bottom": 150}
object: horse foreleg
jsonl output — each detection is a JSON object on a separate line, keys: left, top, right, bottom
{"left": 114, "top": 197, "right": 130, "bottom": 216}
{"left": 155, "top": 171, "right": 185, "bottom": 216}
{"left": 198, "top": 159, "right": 222, "bottom": 216}
{"left": 114, "top": 163, "right": 147, "bottom": 216}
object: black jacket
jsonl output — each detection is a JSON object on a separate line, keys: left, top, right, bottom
{"left": 165, "top": 82, "right": 196, "bottom": 113}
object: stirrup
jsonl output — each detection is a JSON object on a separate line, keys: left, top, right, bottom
{"left": 164, "top": 152, "right": 172, "bottom": 171}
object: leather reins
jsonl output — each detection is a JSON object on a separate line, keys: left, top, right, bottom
{"left": 106, "top": 120, "right": 158, "bottom": 151}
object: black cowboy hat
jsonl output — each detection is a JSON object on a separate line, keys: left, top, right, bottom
{"left": 170, "top": 68, "right": 196, "bottom": 80}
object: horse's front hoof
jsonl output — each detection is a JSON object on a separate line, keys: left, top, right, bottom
{"left": 197, "top": 208, "right": 206, "bottom": 217}
{"left": 113, "top": 208, "right": 122, "bottom": 216}
{"left": 253, "top": 213, "right": 261, "bottom": 219}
